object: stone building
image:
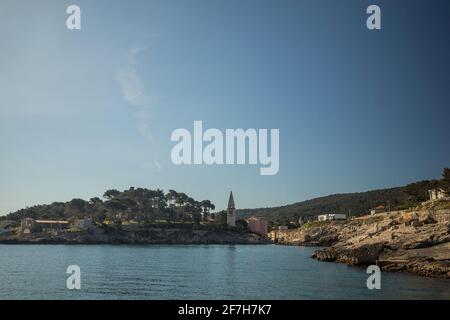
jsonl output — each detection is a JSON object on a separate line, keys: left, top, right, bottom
{"left": 428, "top": 188, "right": 450, "bottom": 201}
{"left": 318, "top": 213, "right": 347, "bottom": 222}
{"left": 20, "top": 218, "right": 69, "bottom": 234}
{"left": 20, "top": 218, "right": 37, "bottom": 234}
{"left": 370, "top": 205, "right": 386, "bottom": 215}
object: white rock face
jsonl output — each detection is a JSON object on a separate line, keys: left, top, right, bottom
{"left": 277, "top": 208, "right": 450, "bottom": 279}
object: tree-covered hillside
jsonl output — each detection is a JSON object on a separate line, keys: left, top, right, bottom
{"left": 1, "top": 188, "right": 215, "bottom": 225}
{"left": 238, "top": 168, "right": 450, "bottom": 226}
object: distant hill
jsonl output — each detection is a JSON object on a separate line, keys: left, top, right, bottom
{"left": 237, "top": 169, "right": 450, "bottom": 226}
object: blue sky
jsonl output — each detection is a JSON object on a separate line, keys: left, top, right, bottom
{"left": 1, "top": 0, "right": 449, "bottom": 215}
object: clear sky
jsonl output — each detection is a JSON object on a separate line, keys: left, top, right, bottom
{"left": 1, "top": 0, "right": 449, "bottom": 215}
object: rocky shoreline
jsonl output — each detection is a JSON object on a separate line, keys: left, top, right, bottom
{"left": 276, "top": 207, "right": 450, "bottom": 279}
{"left": 0, "top": 226, "right": 271, "bottom": 245}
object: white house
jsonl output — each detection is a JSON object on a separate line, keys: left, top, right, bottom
{"left": 370, "top": 205, "right": 386, "bottom": 215}
{"left": 428, "top": 188, "right": 450, "bottom": 201}
{"left": 318, "top": 214, "right": 347, "bottom": 222}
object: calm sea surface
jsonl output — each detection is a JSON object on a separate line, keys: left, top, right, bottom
{"left": 0, "top": 244, "right": 449, "bottom": 300}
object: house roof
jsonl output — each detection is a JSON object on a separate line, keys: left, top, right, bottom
{"left": 35, "top": 220, "right": 69, "bottom": 224}
{"left": 429, "top": 188, "right": 447, "bottom": 192}
{"left": 246, "top": 216, "right": 265, "bottom": 222}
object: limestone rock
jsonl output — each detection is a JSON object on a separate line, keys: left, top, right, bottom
{"left": 277, "top": 208, "right": 450, "bottom": 279}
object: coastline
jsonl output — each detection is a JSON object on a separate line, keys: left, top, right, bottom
{"left": 2, "top": 207, "right": 449, "bottom": 280}
{"left": 275, "top": 207, "right": 450, "bottom": 279}
{"left": 0, "top": 226, "right": 271, "bottom": 245}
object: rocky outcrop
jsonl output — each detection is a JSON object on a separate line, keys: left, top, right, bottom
{"left": 277, "top": 208, "right": 450, "bottom": 279}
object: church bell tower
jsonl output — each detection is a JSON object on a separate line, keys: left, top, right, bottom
{"left": 227, "top": 191, "right": 236, "bottom": 227}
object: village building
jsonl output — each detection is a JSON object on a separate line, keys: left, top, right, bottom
{"left": 246, "top": 216, "right": 268, "bottom": 236}
{"left": 226, "top": 191, "right": 236, "bottom": 227}
{"left": 318, "top": 213, "right": 347, "bottom": 222}
{"left": 20, "top": 218, "right": 69, "bottom": 234}
{"left": 267, "top": 229, "right": 277, "bottom": 241}
{"left": 20, "top": 218, "right": 36, "bottom": 234}
{"left": 428, "top": 188, "right": 450, "bottom": 201}
{"left": 370, "top": 205, "right": 386, "bottom": 215}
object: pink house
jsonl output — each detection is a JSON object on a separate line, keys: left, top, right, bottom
{"left": 246, "top": 216, "right": 268, "bottom": 236}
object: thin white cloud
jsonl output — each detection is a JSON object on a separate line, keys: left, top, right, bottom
{"left": 115, "top": 65, "right": 156, "bottom": 108}
{"left": 141, "top": 158, "right": 163, "bottom": 172}
{"left": 115, "top": 46, "right": 162, "bottom": 171}
{"left": 115, "top": 46, "right": 156, "bottom": 136}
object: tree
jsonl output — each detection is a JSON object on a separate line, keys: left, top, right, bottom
{"left": 165, "top": 190, "right": 178, "bottom": 208}
{"left": 442, "top": 167, "right": 450, "bottom": 190}
{"left": 89, "top": 197, "right": 103, "bottom": 205}
{"left": 4, "top": 187, "right": 216, "bottom": 226}
{"left": 94, "top": 211, "right": 107, "bottom": 223}
{"left": 152, "top": 189, "right": 167, "bottom": 220}
{"left": 69, "top": 198, "right": 87, "bottom": 210}
{"left": 200, "top": 200, "right": 215, "bottom": 221}
{"left": 192, "top": 211, "right": 202, "bottom": 225}
{"left": 235, "top": 219, "right": 248, "bottom": 232}
{"left": 104, "top": 199, "right": 127, "bottom": 211}
{"left": 103, "top": 189, "right": 120, "bottom": 200}
{"left": 176, "top": 193, "right": 189, "bottom": 220}
{"left": 443, "top": 168, "right": 450, "bottom": 181}
{"left": 214, "top": 211, "right": 227, "bottom": 225}
{"left": 165, "top": 190, "right": 179, "bottom": 222}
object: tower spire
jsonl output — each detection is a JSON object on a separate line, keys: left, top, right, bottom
{"left": 228, "top": 191, "right": 235, "bottom": 210}
{"left": 226, "top": 191, "right": 236, "bottom": 227}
